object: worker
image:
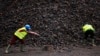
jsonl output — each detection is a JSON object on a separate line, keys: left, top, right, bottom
{"left": 5, "top": 24, "right": 40, "bottom": 53}
{"left": 82, "top": 24, "right": 96, "bottom": 46}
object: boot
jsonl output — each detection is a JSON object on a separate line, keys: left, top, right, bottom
{"left": 20, "top": 44, "right": 25, "bottom": 52}
{"left": 92, "top": 39, "right": 96, "bottom": 46}
{"left": 83, "top": 39, "right": 87, "bottom": 45}
{"left": 5, "top": 44, "right": 11, "bottom": 53}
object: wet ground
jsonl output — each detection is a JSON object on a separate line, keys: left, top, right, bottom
{"left": 0, "top": 45, "right": 100, "bottom": 56}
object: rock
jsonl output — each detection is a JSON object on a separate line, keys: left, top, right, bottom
{"left": 42, "top": 45, "right": 54, "bottom": 51}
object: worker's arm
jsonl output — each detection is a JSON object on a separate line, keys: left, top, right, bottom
{"left": 19, "top": 29, "right": 40, "bottom": 36}
{"left": 27, "top": 30, "right": 40, "bottom": 36}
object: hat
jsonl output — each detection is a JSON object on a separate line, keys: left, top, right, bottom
{"left": 25, "top": 24, "right": 31, "bottom": 30}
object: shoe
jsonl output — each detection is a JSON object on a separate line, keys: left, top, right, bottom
{"left": 92, "top": 44, "right": 96, "bottom": 47}
{"left": 5, "top": 50, "right": 9, "bottom": 54}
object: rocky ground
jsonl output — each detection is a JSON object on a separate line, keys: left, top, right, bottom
{"left": 0, "top": 0, "right": 100, "bottom": 56}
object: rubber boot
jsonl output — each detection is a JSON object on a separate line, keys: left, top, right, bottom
{"left": 5, "top": 44, "right": 11, "bottom": 53}
{"left": 92, "top": 39, "right": 96, "bottom": 46}
{"left": 20, "top": 44, "right": 25, "bottom": 52}
{"left": 83, "top": 39, "right": 87, "bottom": 45}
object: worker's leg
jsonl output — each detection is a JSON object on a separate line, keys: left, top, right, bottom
{"left": 5, "top": 44, "right": 11, "bottom": 53}
{"left": 92, "top": 39, "right": 96, "bottom": 46}
{"left": 86, "top": 30, "right": 96, "bottom": 46}
{"left": 5, "top": 35, "right": 18, "bottom": 53}
{"left": 89, "top": 30, "right": 96, "bottom": 46}
{"left": 19, "top": 39, "right": 25, "bottom": 52}
{"left": 84, "top": 31, "right": 88, "bottom": 44}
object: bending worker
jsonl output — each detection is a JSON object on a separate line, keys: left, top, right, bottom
{"left": 82, "top": 24, "right": 96, "bottom": 46}
{"left": 5, "top": 24, "right": 40, "bottom": 53}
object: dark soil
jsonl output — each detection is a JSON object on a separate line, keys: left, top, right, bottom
{"left": 0, "top": 45, "right": 100, "bottom": 56}
{"left": 0, "top": 0, "right": 100, "bottom": 56}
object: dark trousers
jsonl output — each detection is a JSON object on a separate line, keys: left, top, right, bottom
{"left": 9, "top": 35, "right": 24, "bottom": 45}
{"left": 84, "top": 30, "right": 94, "bottom": 40}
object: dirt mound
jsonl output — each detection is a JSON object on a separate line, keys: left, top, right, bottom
{"left": 0, "top": 0, "right": 100, "bottom": 47}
